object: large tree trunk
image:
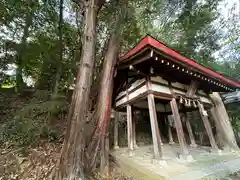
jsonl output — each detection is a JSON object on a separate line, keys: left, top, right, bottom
{"left": 86, "top": 0, "right": 128, "bottom": 174}
{"left": 209, "top": 92, "right": 239, "bottom": 150}
{"left": 51, "top": 1, "right": 104, "bottom": 179}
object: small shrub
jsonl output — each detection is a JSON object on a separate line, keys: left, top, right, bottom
{"left": 0, "top": 118, "right": 41, "bottom": 146}
{"left": 0, "top": 91, "right": 67, "bottom": 147}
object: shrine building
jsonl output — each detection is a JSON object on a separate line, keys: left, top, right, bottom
{"left": 112, "top": 35, "right": 240, "bottom": 162}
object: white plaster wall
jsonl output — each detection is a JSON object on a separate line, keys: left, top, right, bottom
{"left": 150, "top": 76, "right": 168, "bottom": 85}
{"left": 151, "top": 76, "right": 189, "bottom": 92}
{"left": 173, "top": 89, "right": 185, "bottom": 95}
{"left": 172, "top": 82, "right": 188, "bottom": 91}
{"left": 151, "top": 84, "right": 171, "bottom": 95}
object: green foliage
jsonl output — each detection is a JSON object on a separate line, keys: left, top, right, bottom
{"left": 227, "top": 104, "right": 240, "bottom": 133}
{"left": 0, "top": 117, "right": 62, "bottom": 146}
{"left": 1, "top": 118, "right": 42, "bottom": 146}
{"left": 0, "top": 90, "right": 67, "bottom": 146}
{"left": 0, "top": 0, "right": 238, "bottom": 89}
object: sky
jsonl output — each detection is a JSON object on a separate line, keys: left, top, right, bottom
{"left": 219, "top": 0, "right": 240, "bottom": 20}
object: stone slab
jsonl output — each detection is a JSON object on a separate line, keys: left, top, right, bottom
{"left": 111, "top": 144, "right": 240, "bottom": 180}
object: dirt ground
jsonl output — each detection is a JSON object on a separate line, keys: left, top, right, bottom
{"left": 0, "top": 141, "right": 128, "bottom": 180}
{"left": 0, "top": 141, "right": 61, "bottom": 180}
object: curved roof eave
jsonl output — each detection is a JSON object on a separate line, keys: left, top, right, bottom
{"left": 119, "top": 35, "right": 240, "bottom": 88}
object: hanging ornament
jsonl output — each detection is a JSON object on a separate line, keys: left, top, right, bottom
{"left": 184, "top": 98, "right": 188, "bottom": 106}
{"left": 187, "top": 99, "right": 191, "bottom": 107}
{"left": 193, "top": 100, "right": 197, "bottom": 108}
{"left": 188, "top": 99, "right": 192, "bottom": 107}
{"left": 180, "top": 96, "right": 183, "bottom": 104}
{"left": 150, "top": 67, "right": 154, "bottom": 74}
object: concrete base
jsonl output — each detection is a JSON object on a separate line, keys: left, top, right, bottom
{"left": 128, "top": 150, "right": 135, "bottom": 157}
{"left": 111, "top": 144, "right": 240, "bottom": 180}
{"left": 134, "top": 145, "right": 139, "bottom": 149}
{"left": 178, "top": 154, "right": 194, "bottom": 162}
{"left": 190, "top": 143, "right": 197, "bottom": 148}
{"left": 210, "top": 148, "right": 222, "bottom": 155}
{"left": 152, "top": 159, "right": 168, "bottom": 167}
{"left": 169, "top": 141, "right": 175, "bottom": 145}
{"left": 114, "top": 145, "right": 120, "bottom": 150}
{"left": 223, "top": 146, "right": 237, "bottom": 153}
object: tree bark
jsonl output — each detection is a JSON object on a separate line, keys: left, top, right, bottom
{"left": 209, "top": 92, "right": 238, "bottom": 150}
{"left": 51, "top": 1, "right": 104, "bottom": 179}
{"left": 85, "top": 0, "right": 128, "bottom": 174}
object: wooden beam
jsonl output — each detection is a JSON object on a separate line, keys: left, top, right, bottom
{"left": 146, "top": 77, "right": 164, "bottom": 159}
{"left": 147, "top": 93, "right": 164, "bottom": 159}
{"left": 186, "top": 80, "right": 199, "bottom": 97}
{"left": 120, "top": 76, "right": 140, "bottom": 93}
{"left": 114, "top": 111, "right": 120, "bottom": 149}
{"left": 126, "top": 106, "right": 198, "bottom": 115}
{"left": 167, "top": 117, "right": 175, "bottom": 144}
{"left": 116, "top": 92, "right": 148, "bottom": 109}
{"left": 115, "top": 80, "right": 146, "bottom": 102}
{"left": 183, "top": 113, "right": 197, "bottom": 147}
{"left": 170, "top": 98, "right": 189, "bottom": 156}
{"left": 132, "top": 109, "right": 138, "bottom": 149}
{"left": 127, "top": 104, "right": 134, "bottom": 155}
{"left": 197, "top": 102, "right": 219, "bottom": 151}
{"left": 118, "top": 53, "right": 152, "bottom": 70}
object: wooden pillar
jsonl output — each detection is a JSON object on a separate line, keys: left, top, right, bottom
{"left": 132, "top": 110, "right": 138, "bottom": 149}
{"left": 147, "top": 93, "right": 164, "bottom": 159}
{"left": 127, "top": 104, "right": 134, "bottom": 155}
{"left": 114, "top": 111, "right": 119, "bottom": 149}
{"left": 170, "top": 98, "right": 189, "bottom": 156}
{"left": 167, "top": 117, "right": 175, "bottom": 144}
{"left": 184, "top": 114, "right": 197, "bottom": 147}
{"left": 198, "top": 102, "right": 219, "bottom": 151}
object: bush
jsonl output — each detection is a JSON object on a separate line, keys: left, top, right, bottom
{"left": 0, "top": 90, "right": 68, "bottom": 147}
{"left": 0, "top": 118, "right": 42, "bottom": 146}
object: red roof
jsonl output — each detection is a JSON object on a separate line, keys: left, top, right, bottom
{"left": 119, "top": 35, "right": 240, "bottom": 88}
